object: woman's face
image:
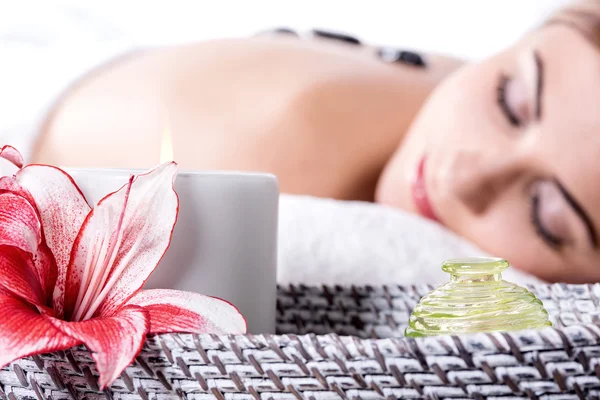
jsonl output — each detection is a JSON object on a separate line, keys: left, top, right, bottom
{"left": 377, "top": 25, "right": 600, "bottom": 283}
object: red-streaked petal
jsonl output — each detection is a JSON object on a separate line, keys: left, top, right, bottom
{"left": 0, "top": 176, "right": 36, "bottom": 206}
{"left": 0, "top": 293, "right": 79, "bottom": 369}
{"left": 80, "top": 162, "right": 178, "bottom": 319}
{"left": 0, "top": 246, "right": 45, "bottom": 306}
{"left": 0, "top": 178, "right": 58, "bottom": 301}
{"left": 0, "top": 192, "right": 41, "bottom": 254}
{"left": 47, "top": 306, "right": 149, "bottom": 389}
{"left": 65, "top": 178, "right": 133, "bottom": 321}
{"left": 127, "top": 289, "right": 247, "bottom": 334}
{"left": 16, "top": 165, "right": 91, "bottom": 317}
{"left": 0, "top": 145, "right": 24, "bottom": 168}
{"left": 33, "top": 242, "right": 58, "bottom": 304}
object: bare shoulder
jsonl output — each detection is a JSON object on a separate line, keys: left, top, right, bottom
{"left": 34, "top": 36, "right": 463, "bottom": 199}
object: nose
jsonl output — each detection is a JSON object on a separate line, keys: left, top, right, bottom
{"left": 445, "top": 150, "right": 524, "bottom": 215}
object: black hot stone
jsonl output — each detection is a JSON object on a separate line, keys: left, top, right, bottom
{"left": 272, "top": 28, "right": 299, "bottom": 36}
{"left": 311, "top": 29, "right": 361, "bottom": 45}
{"left": 377, "top": 47, "right": 427, "bottom": 68}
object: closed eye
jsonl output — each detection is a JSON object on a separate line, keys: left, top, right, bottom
{"left": 496, "top": 74, "right": 521, "bottom": 127}
{"left": 530, "top": 191, "right": 563, "bottom": 249}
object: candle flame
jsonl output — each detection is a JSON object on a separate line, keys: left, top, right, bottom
{"left": 160, "top": 121, "right": 174, "bottom": 163}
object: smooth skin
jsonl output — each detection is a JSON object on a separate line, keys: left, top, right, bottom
{"left": 34, "top": 36, "right": 461, "bottom": 200}
{"left": 33, "top": 26, "right": 600, "bottom": 283}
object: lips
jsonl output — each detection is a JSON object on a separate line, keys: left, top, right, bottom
{"left": 412, "top": 156, "right": 442, "bottom": 224}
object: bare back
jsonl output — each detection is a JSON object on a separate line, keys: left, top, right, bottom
{"left": 33, "top": 35, "right": 462, "bottom": 200}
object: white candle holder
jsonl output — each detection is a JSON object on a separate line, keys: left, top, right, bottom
{"left": 66, "top": 168, "right": 279, "bottom": 333}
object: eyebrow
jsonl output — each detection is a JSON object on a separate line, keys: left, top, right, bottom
{"left": 534, "top": 50, "right": 543, "bottom": 120}
{"left": 555, "top": 180, "right": 598, "bottom": 248}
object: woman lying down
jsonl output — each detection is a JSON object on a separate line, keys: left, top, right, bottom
{"left": 19, "top": 1, "right": 600, "bottom": 283}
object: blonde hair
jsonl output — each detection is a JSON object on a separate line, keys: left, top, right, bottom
{"left": 546, "top": 0, "right": 600, "bottom": 45}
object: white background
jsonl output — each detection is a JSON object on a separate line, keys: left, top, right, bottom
{"left": 2, "top": 0, "right": 573, "bottom": 60}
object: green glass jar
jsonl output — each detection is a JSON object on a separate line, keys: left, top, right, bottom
{"left": 405, "top": 257, "right": 552, "bottom": 337}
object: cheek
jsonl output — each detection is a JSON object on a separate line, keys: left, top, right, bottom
{"left": 426, "top": 65, "right": 501, "bottom": 147}
{"left": 393, "top": 66, "right": 500, "bottom": 195}
{"left": 449, "top": 192, "right": 563, "bottom": 280}
{"left": 377, "top": 62, "right": 504, "bottom": 210}
{"left": 376, "top": 66, "right": 489, "bottom": 207}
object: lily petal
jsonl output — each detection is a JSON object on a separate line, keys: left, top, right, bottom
{"left": 16, "top": 165, "right": 91, "bottom": 316}
{"left": 0, "top": 179, "right": 58, "bottom": 301}
{"left": 127, "top": 289, "right": 247, "bottom": 334}
{"left": 47, "top": 305, "right": 149, "bottom": 389}
{"left": 0, "top": 176, "right": 36, "bottom": 206}
{"left": 73, "top": 162, "right": 178, "bottom": 319}
{"left": 65, "top": 177, "right": 133, "bottom": 321}
{"left": 0, "top": 246, "right": 45, "bottom": 306}
{"left": 0, "top": 192, "right": 41, "bottom": 255}
{"left": 0, "top": 292, "right": 79, "bottom": 370}
{"left": 0, "top": 145, "right": 24, "bottom": 168}
{"left": 33, "top": 242, "right": 58, "bottom": 304}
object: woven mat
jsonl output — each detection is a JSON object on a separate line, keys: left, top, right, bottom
{"left": 2, "top": 283, "right": 600, "bottom": 399}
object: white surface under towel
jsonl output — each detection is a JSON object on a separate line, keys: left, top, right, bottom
{"left": 278, "top": 195, "right": 544, "bottom": 286}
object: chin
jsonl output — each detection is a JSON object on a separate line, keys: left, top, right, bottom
{"left": 375, "top": 155, "right": 413, "bottom": 211}
{"left": 374, "top": 159, "right": 396, "bottom": 205}
{"left": 374, "top": 186, "right": 398, "bottom": 209}
{"left": 374, "top": 168, "right": 406, "bottom": 210}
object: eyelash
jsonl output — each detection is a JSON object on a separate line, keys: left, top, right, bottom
{"left": 496, "top": 74, "right": 521, "bottom": 127}
{"left": 530, "top": 193, "right": 563, "bottom": 249}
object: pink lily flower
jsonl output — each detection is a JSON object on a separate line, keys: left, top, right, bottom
{"left": 0, "top": 146, "right": 246, "bottom": 388}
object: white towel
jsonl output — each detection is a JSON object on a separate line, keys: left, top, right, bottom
{"left": 278, "top": 195, "right": 543, "bottom": 286}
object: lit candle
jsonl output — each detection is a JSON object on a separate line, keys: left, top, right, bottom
{"left": 66, "top": 127, "right": 279, "bottom": 333}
